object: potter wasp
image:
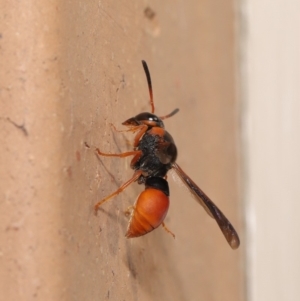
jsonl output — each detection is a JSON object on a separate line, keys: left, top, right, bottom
{"left": 93, "top": 61, "right": 240, "bottom": 249}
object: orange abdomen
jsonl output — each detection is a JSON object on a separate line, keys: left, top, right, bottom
{"left": 126, "top": 188, "right": 169, "bottom": 238}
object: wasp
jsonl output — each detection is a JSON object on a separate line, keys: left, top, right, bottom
{"left": 93, "top": 61, "right": 240, "bottom": 249}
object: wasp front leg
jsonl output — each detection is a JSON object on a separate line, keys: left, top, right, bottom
{"left": 132, "top": 124, "right": 148, "bottom": 147}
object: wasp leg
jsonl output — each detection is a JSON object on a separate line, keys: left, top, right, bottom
{"left": 95, "top": 148, "right": 142, "bottom": 158}
{"left": 109, "top": 123, "right": 130, "bottom": 133}
{"left": 132, "top": 125, "right": 148, "bottom": 147}
{"left": 94, "top": 170, "right": 143, "bottom": 212}
{"left": 162, "top": 222, "right": 175, "bottom": 239}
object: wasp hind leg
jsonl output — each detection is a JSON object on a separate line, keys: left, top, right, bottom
{"left": 94, "top": 170, "right": 143, "bottom": 212}
{"left": 162, "top": 222, "right": 175, "bottom": 239}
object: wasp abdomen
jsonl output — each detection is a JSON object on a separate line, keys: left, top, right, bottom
{"left": 126, "top": 177, "right": 170, "bottom": 238}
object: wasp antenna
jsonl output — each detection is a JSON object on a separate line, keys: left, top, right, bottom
{"left": 160, "top": 108, "right": 180, "bottom": 120}
{"left": 142, "top": 60, "right": 155, "bottom": 113}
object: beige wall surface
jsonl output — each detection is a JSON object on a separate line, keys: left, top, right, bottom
{"left": 0, "top": 1, "right": 243, "bottom": 300}
{"left": 242, "top": 0, "right": 300, "bottom": 300}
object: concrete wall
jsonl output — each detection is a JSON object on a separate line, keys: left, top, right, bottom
{"left": 0, "top": 1, "right": 243, "bottom": 300}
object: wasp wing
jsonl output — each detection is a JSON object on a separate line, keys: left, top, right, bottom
{"left": 172, "top": 163, "right": 240, "bottom": 249}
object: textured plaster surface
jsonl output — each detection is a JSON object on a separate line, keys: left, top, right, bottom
{"left": 0, "top": 1, "right": 243, "bottom": 300}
